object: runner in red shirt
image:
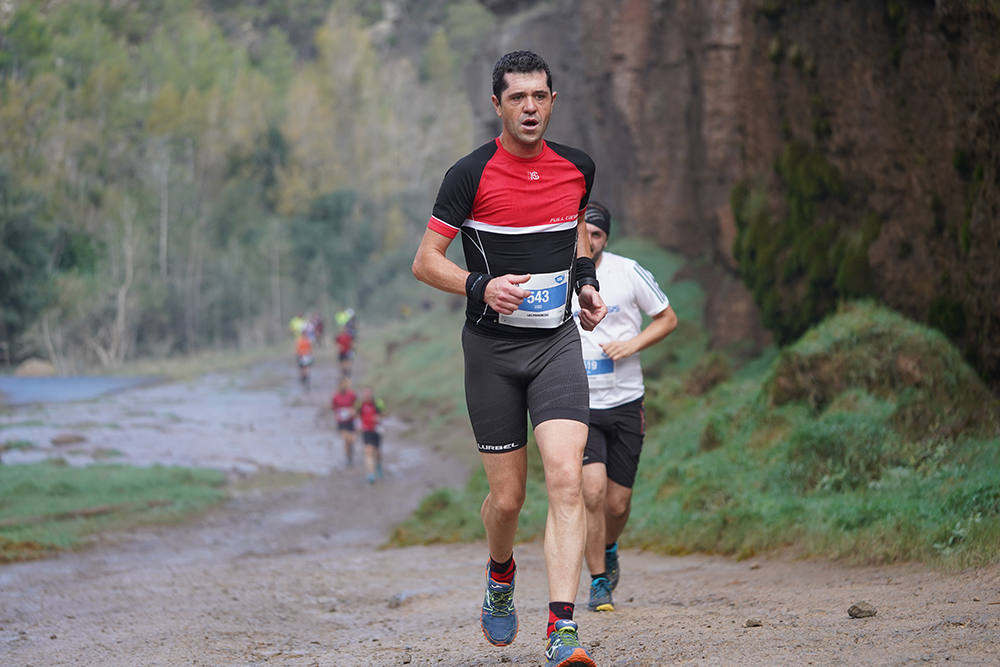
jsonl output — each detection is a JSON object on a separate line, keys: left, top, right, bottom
{"left": 331, "top": 377, "right": 357, "bottom": 467}
{"left": 336, "top": 328, "right": 355, "bottom": 377}
{"left": 358, "top": 387, "right": 384, "bottom": 484}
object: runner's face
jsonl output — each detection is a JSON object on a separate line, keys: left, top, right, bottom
{"left": 492, "top": 71, "right": 555, "bottom": 156}
{"left": 587, "top": 223, "right": 608, "bottom": 263}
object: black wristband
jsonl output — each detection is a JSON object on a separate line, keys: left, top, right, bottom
{"left": 465, "top": 272, "right": 491, "bottom": 303}
{"left": 574, "top": 256, "right": 599, "bottom": 295}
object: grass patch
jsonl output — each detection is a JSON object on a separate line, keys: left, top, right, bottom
{"left": 384, "top": 271, "right": 1000, "bottom": 567}
{"left": 2, "top": 438, "right": 36, "bottom": 452}
{"left": 0, "top": 461, "right": 226, "bottom": 562}
{"left": 628, "top": 301, "right": 1000, "bottom": 567}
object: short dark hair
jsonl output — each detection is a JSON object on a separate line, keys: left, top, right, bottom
{"left": 491, "top": 50, "right": 552, "bottom": 100}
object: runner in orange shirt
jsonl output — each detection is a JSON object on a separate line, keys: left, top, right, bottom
{"left": 296, "top": 331, "right": 313, "bottom": 390}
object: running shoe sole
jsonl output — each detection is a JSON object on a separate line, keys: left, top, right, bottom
{"left": 480, "top": 618, "right": 518, "bottom": 647}
{"left": 547, "top": 649, "right": 597, "bottom": 667}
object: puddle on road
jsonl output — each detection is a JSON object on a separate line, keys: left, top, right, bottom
{"left": 0, "top": 361, "right": 436, "bottom": 481}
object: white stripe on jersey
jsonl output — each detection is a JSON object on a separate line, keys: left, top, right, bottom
{"left": 429, "top": 215, "right": 459, "bottom": 232}
{"left": 463, "top": 219, "right": 579, "bottom": 235}
{"left": 632, "top": 263, "right": 669, "bottom": 304}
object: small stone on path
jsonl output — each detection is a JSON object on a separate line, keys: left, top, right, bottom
{"left": 51, "top": 433, "right": 86, "bottom": 446}
{"left": 745, "top": 618, "right": 763, "bottom": 627}
{"left": 848, "top": 602, "right": 877, "bottom": 618}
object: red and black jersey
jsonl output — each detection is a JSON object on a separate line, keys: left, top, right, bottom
{"left": 358, "top": 399, "right": 380, "bottom": 432}
{"left": 428, "top": 137, "right": 595, "bottom": 338}
{"left": 331, "top": 390, "right": 356, "bottom": 424}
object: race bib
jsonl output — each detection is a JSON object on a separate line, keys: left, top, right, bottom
{"left": 498, "top": 271, "right": 569, "bottom": 329}
{"left": 584, "top": 354, "right": 615, "bottom": 389}
{"left": 337, "top": 407, "right": 353, "bottom": 422}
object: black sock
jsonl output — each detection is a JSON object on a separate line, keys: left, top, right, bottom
{"left": 547, "top": 601, "right": 574, "bottom": 636}
{"left": 591, "top": 572, "right": 608, "bottom": 581}
{"left": 606, "top": 542, "right": 617, "bottom": 551}
{"left": 489, "top": 555, "right": 515, "bottom": 583}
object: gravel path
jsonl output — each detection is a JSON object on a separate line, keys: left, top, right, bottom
{"left": 2, "top": 360, "right": 998, "bottom": 665}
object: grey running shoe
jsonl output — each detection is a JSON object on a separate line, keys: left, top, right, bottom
{"left": 605, "top": 542, "right": 620, "bottom": 591}
{"left": 480, "top": 566, "right": 517, "bottom": 646}
{"left": 545, "top": 619, "right": 596, "bottom": 667}
{"left": 588, "top": 576, "right": 614, "bottom": 612}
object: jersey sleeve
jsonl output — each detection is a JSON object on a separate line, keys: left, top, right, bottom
{"left": 547, "top": 142, "right": 596, "bottom": 214}
{"left": 628, "top": 260, "right": 670, "bottom": 316}
{"left": 579, "top": 154, "right": 595, "bottom": 213}
{"left": 428, "top": 161, "right": 476, "bottom": 239}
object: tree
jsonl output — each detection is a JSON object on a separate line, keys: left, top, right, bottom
{"left": 0, "top": 167, "right": 52, "bottom": 363}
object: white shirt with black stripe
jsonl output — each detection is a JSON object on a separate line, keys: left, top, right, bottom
{"left": 572, "top": 251, "right": 670, "bottom": 409}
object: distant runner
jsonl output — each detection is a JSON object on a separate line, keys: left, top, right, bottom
{"left": 571, "top": 201, "right": 677, "bottom": 614}
{"left": 295, "top": 331, "right": 313, "bottom": 390}
{"left": 358, "top": 387, "right": 384, "bottom": 484}
{"left": 336, "top": 328, "right": 355, "bottom": 377}
{"left": 331, "top": 377, "right": 358, "bottom": 467}
{"left": 289, "top": 313, "right": 306, "bottom": 339}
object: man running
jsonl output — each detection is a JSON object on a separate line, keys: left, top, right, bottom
{"left": 412, "top": 50, "right": 605, "bottom": 667}
{"left": 331, "top": 377, "right": 357, "bottom": 467}
{"left": 358, "top": 387, "right": 384, "bottom": 484}
{"left": 571, "top": 202, "right": 677, "bottom": 614}
{"left": 336, "top": 327, "right": 354, "bottom": 377}
{"left": 295, "top": 330, "right": 313, "bottom": 390}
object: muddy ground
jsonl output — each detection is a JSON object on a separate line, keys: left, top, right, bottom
{"left": 1, "top": 359, "right": 998, "bottom": 666}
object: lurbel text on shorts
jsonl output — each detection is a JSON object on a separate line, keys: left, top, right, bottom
{"left": 479, "top": 442, "right": 522, "bottom": 451}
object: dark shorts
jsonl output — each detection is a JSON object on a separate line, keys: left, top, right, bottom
{"left": 362, "top": 431, "right": 381, "bottom": 448}
{"left": 297, "top": 355, "right": 313, "bottom": 368}
{"left": 583, "top": 396, "right": 646, "bottom": 488}
{"left": 339, "top": 350, "right": 353, "bottom": 362}
{"left": 337, "top": 420, "right": 355, "bottom": 432}
{"left": 462, "top": 321, "right": 589, "bottom": 454}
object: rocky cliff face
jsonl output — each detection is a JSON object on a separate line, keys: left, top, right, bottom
{"left": 734, "top": 1, "right": 999, "bottom": 387}
{"left": 470, "top": 0, "right": 998, "bottom": 386}
{"left": 471, "top": 0, "right": 767, "bottom": 351}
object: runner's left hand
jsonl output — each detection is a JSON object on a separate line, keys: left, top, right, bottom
{"left": 600, "top": 339, "right": 638, "bottom": 361}
{"left": 577, "top": 285, "right": 607, "bottom": 331}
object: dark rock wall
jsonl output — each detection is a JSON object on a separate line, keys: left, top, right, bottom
{"left": 460, "top": 0, "right": 998, "bottom": 382}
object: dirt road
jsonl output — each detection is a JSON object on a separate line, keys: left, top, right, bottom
{"left": 2, "top": 360, "right": 998, "bottom": 665}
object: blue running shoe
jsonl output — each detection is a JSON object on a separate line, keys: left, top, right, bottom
{"left": 545, "top": 620, "right": 596, "bottom": 667}
{"left": 605, "top": 543, "right": 620, "bottom": 591}
{"left": 588, "top": 576, "right": 614, "bottom": 612}
{"left": 480, "top": 566, "right": 517, "bottom": 646}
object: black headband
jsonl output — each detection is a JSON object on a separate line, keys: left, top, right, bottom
{"left": 584, "top": 201, "right": 611, "bottom": 235}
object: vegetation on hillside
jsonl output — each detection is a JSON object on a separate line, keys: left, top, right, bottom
{"left": 377, "top": 237, "right": 1000, "bottom": 568}
{"left": 0, "top": 0, "right": 490, "bottom": 369}
{"left": 743, "top": 0, "right": 1000, "bottom": 390}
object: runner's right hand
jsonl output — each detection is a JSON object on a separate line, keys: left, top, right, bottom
{"left": 485, "top": 274, "right": 530, "bottom": 314}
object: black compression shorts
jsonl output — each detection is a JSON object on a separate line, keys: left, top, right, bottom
{"left": 362, "top": 431, "right": 381, "bottom": 448}
{"left": 337, "top": 420, "right": 355, "bottom": 432}
{"left": 462, "top": 320, "right": 589, "bottom": 453}
{"left": 583, "top": 396, "right": 646, "bottom": 488}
